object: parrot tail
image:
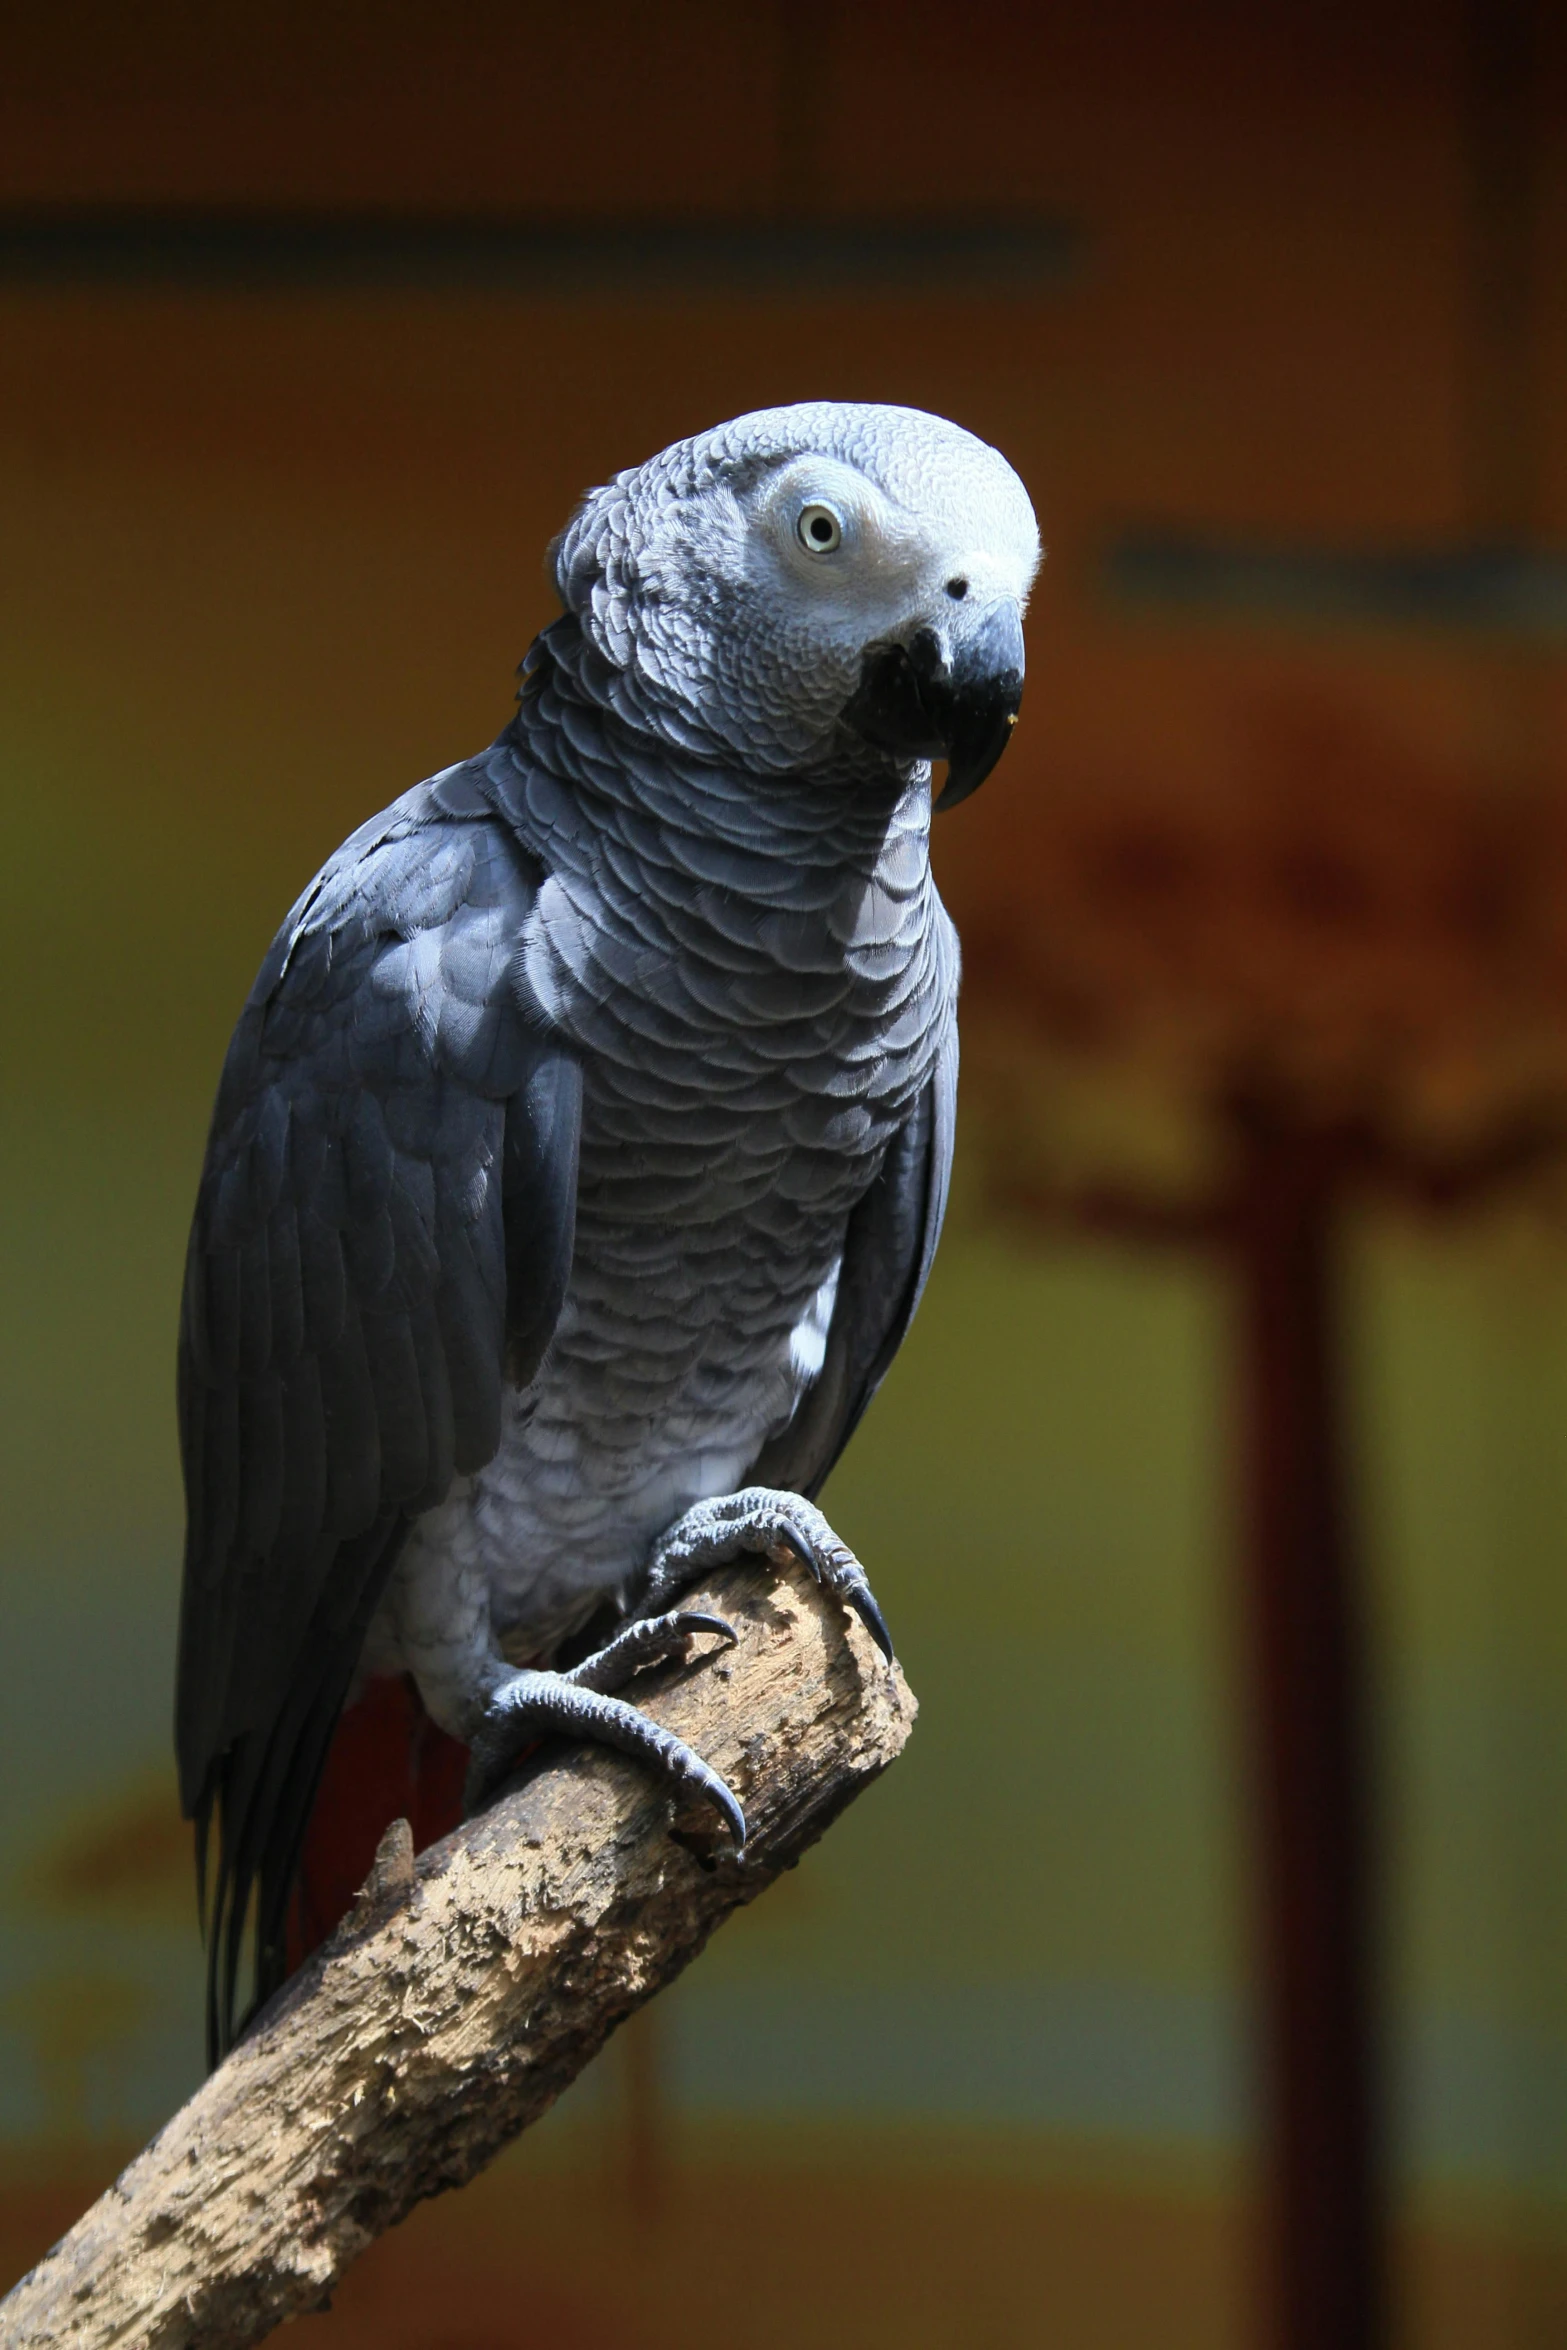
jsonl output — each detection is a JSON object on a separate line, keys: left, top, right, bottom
{"left": 286, "top": 1674, "right": 468, "bottom": 1969}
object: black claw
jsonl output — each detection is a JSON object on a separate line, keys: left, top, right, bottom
{"left": 773, "top": 1528, "right": 894, "bottom": 1662}
{"left": 849, "top": 1584, "right": 895, "bottom": 1663}
{"left": 777, "top": 1530, "right": 817, "bottom": 1579}
{"left": 675, "top": 1610, "right": 739, "bottom": 1647}
{"left": 701, "top": 1771, "right": 748, "bottom": 1850}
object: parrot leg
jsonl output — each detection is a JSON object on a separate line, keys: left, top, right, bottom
{"left": 463, "top": 1609, "right": 746, "bottom": 1840}
{"left": 638, "top": 1487, "right": 895, "bottom": 1664}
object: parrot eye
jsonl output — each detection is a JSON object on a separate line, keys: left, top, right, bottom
{"left": 796, "top": 501, "right": 844, "bottom": 555}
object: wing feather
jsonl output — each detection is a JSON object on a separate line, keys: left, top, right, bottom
{"left": 176, "top": 773, "right": 579, "bottom": 2056}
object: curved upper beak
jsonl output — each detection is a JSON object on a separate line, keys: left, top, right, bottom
{"left": 841, "top": 598, "right": 1025, "bottom": 811}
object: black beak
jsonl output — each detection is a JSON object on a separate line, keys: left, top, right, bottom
{"left": 841, "top": 599, "right": 1025, "bottom": 811}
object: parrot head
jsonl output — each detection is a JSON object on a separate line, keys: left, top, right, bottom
{"left": 550, "top": 401, "right": 1040, "bottom": 803}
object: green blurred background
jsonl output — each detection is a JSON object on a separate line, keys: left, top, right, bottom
{"left": 4, "top": 4, "right": 1567, "bottom": 2343}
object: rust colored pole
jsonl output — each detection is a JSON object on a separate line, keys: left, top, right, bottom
{"left": 1228, "top": 1090, "right": 1383, "bottom": 2350}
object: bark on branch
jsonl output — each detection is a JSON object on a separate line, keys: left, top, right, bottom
{"left": 1, "top": 1554, "right": 915, "bottom": 2350}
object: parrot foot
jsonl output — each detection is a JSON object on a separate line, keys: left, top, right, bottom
{"left": 640, "top": 1487, "right": 895, "bottom": 1663}
{"left": 463, "top": 1610, "right": 745, "bottom": 1843}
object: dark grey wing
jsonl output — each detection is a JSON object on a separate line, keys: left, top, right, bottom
{"left": 175, "top": 767, "right": 579, "bottom": 2057}
{"left": 749, "top": 1012, "right": 957, "bottom": 1500}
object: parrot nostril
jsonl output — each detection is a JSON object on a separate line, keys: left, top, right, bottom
{"left": 945, "top": 577, "right": 969, "bottom": 600}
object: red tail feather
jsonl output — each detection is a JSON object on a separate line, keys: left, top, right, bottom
{"left": 287, "top": 1675, "right": 468, "bottom": 1970}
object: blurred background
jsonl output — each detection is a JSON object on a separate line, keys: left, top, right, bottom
{"left": 4, "top": 2, "right": 1567, "bottom": 2344}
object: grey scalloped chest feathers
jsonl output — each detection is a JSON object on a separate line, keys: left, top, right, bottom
{"left": 375, "top": 619, "right": 957, "bottom": 1675}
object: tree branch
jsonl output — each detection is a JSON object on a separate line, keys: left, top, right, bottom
{"left": 1, "top": 1555, "right": 915, "bottom": 2350}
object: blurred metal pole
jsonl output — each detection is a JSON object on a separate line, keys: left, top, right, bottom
{"left": 1460, "top": 16, "right": 1559, "bottom": 2340}
{"left": 1238, "top": 16, "right": 1545, "bottom": 2347}
{"left": 1229, "top": 1089, "right": 1382, "bottom": 2350}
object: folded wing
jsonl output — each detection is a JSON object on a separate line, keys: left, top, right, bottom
{"left": 175, "top": 767, "right": 579, "bottom": 2056}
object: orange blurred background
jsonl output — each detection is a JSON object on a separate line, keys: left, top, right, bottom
{"left": 4, "top": 4, "right": 1567, "bottom": 2344}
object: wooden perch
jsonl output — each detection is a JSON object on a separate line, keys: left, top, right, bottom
{"left": 1, "top": 1554, "right": 915, "bottom": 2350}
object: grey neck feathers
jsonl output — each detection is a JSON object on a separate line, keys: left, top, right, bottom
{"left": 505, "top": 616, "right": 933, "bottom": 892}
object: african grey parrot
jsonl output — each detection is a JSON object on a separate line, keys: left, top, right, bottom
{"left": 176, "top": 401, "right": 1039, "bottom": 2056}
